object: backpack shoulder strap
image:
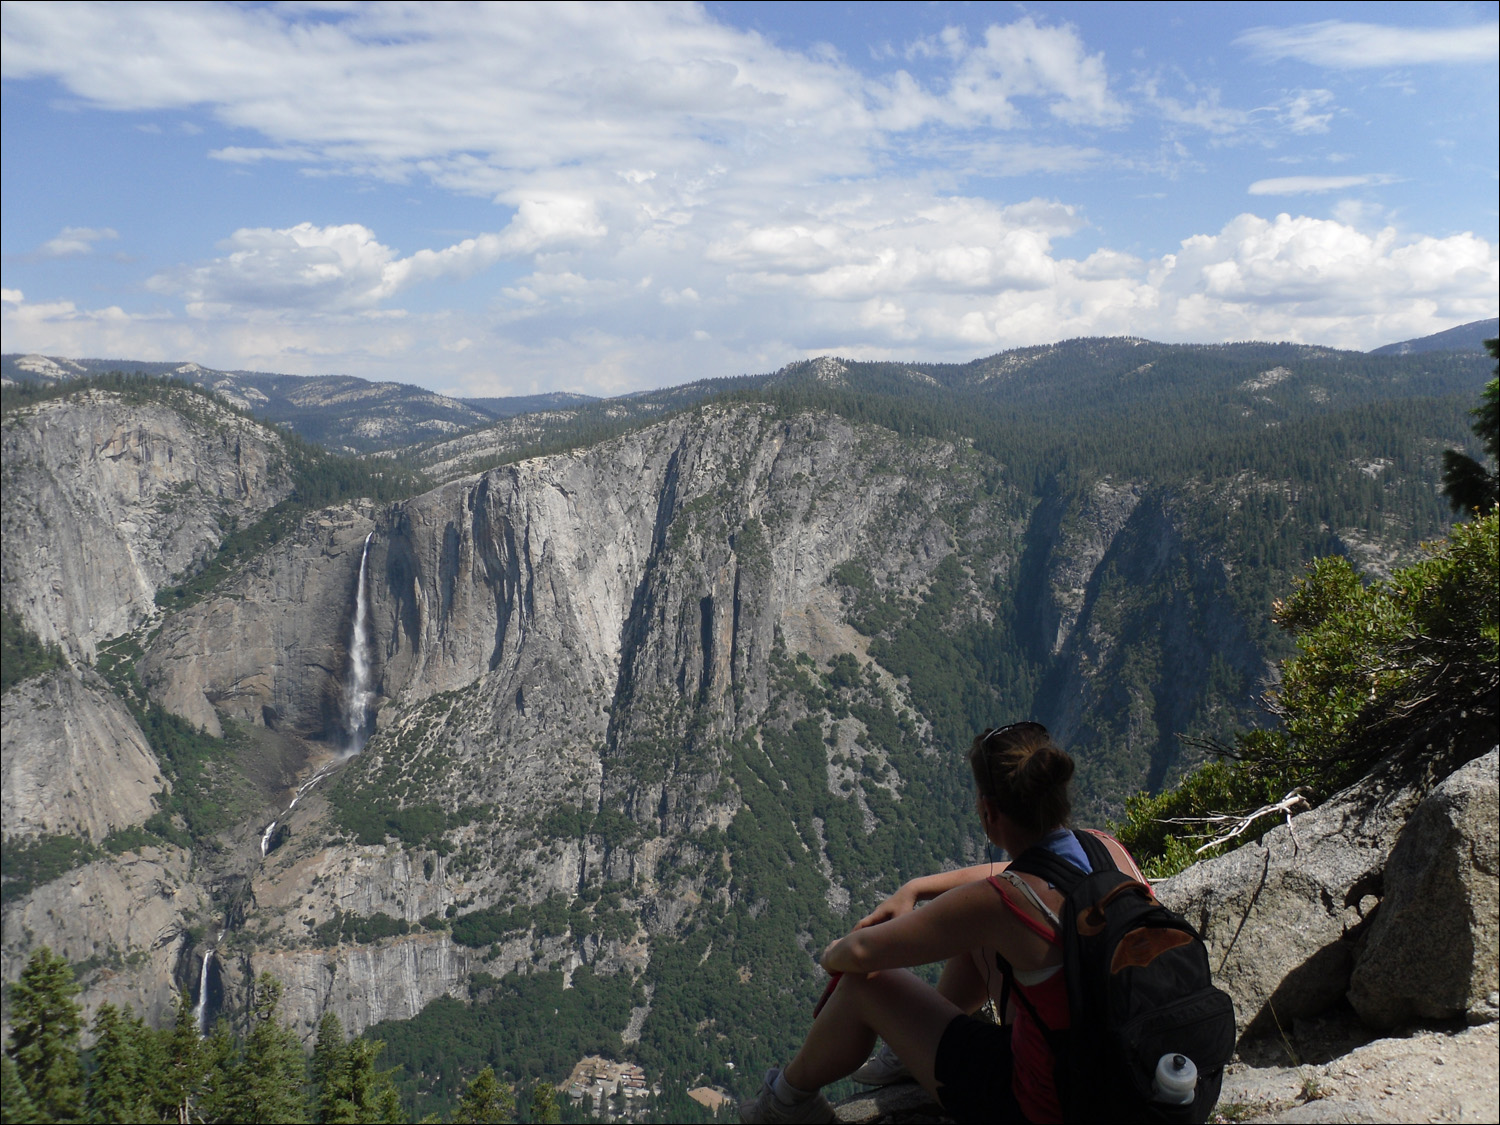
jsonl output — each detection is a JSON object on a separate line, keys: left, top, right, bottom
{"left": 994, "top": 869, "right": 1062, "bottom": 929}
{"left": 1073, "top": 828, "right": 1118, "bottom": 875}
{"left": 1009, "top": 845, "right": 1083, "bottom": 890}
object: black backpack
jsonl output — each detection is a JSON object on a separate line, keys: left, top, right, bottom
{"left": 999, "top": 830, "right": 1236, "bottom": 1124}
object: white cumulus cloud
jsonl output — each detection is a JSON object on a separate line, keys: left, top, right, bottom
{"left": 148, "top": 204, "right": 607, "bottom": 314}
{"left": 1156, "top": 214, "right": 1497, "bottom": 341}
{"left": 914, "top": 18, "right": 1130, "bottom": 129}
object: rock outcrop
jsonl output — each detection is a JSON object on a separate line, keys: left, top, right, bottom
{"left": 1, "top": 667, "right": 165, "bottom": 841}
{"left": 0, "top": 845, "right": 210, "bottom": 1029}
{"left": 1155, "top": 774, "right": 1412, "bottom": 1038}
{"left": 1347, "top": 750, "right": 1499, "bottom": 1028}
{"left": 0, "top": 388, "right": 293, "bottom": 660}
{"left": 1155, "top": 748, "right": 1499, "bottom": 1040}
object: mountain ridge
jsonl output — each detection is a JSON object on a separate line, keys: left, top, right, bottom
{"left": 9, "top": 325, "right": 1495, "bottom": 460}
{"left": 1369, "top": 316, "right": 1497, "bottom": 356}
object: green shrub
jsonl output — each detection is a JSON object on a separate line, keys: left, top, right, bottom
{"left": 313, "top": 911, "right": 413, "bottom": 947}
{"left": 1118, "top": 512, "right": 1498, "bottom": 876}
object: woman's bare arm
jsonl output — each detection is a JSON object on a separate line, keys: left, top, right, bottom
{"left": 825, "top": 877, "right": 1051, "bottom": 976}
{"left": 853, "top": 861, "right": 1006, "bottom": 929}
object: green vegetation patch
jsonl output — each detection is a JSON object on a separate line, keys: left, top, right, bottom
{"left": 1, "top": 608, "right": 67, "bottom": 693}
{"left": 450, "top": 892, "right": 637, "bottom": 949}
{"left": 101, "top": 825, "right": 159, "bottom": 855}
{"left": 1, "top": 834, "right": 99, "bottom": 905}
{"left": 313, "top": 910, "right": 424, "bottom": 947}
{"left": 369, "top": 965, "right": 639, "bottom": 1118}
{"left": 95, "top": 635, "right": 259, "bottom": 851}
{"left": 326, "top": 798, "right": 487, "bottom": 855}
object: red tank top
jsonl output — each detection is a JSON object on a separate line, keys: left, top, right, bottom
{"left": 987, "top": 875, "right": 1067, "bottom": 1124}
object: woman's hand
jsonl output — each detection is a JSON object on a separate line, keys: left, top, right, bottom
{"left": 854, "top": 882, "right": 919, "bottom": 930}
{"left": 820, "top": 937, "right": 844, "bottom": 970}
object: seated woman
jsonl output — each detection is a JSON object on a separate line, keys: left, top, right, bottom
{"left": 738, "top": 721, "right": 1146, "bottom": 1125}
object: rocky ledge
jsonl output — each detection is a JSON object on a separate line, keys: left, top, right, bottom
{"left": 832, "top": 1021, "right": 1499, "bottom": 1124}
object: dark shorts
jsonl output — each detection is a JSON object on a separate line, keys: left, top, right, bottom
{"left": 933, "top": 1014, "right": 1031, "bottom": 1125}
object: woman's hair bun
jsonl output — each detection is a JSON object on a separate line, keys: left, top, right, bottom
{"left": 970, "top": 722, "right": 1073, "bottom": 835}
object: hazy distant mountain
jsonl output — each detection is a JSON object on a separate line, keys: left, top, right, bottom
{"left": 460, "top": 391, "right": 598, "bottom": 417}
{"left": 1370, "top": 317, "right": 1498, "bottom": 356}
{"left": 1, "top": 355, "right": 494, "bottom": 454}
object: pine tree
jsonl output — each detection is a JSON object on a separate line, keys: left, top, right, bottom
{"left": 4, "top": 946, "right": 83, "bottom": 1123}
{"left": 236, "top": 974, "right": 311, "bottom": 1123}
{"left": 157, "top": 988, "right": 206, "bottom": 1125}
{"left": 1, "top": 1054, "right": 40, "bottom": 1125}
{"left": 369, "top": 1079, "right": 403, "bottom": 1124}
{"left": 528, "top": 1080, "right": 560, "bottom": 1125}
{"left": 312, "top": 1012, "right": 350, "bottom": 1124}
{"left": 1441, "top": 342, "right": 1500, "bottom": 516}
{"left": 84, "top": 1004, "right": 151, "bottom": 1123}
{"left": 198, "top": 1020, "right": 242, "bottom": 1124}
{"left": 311, "top": 1011, "right": 402, "bottom": 1124}
{"left": 454, "top": 1065, "right": 515, "bottom": 1124}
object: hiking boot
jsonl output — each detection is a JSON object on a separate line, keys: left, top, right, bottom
{"left": 850, "top": 1043, "right": 912, "bottom": 1086}
{"left": 738, "top": 1068, "right": 835, "bottom": 1124}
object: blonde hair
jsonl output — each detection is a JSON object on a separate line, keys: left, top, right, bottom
{"left": 969, "top": 722, "right": 1074, "bottom": 836}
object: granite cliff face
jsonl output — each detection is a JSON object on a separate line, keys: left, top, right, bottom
{"left": 100, "top": 400, "right": 1287, "bottom": 1036}
{"left": 1, "top": 667, "right": 164, "bottom": 842}
{"left": 1, "top": 387, "right": 295, "bottom": 1029}
{"left": 129, "top": 405, "right": 993, "bottom": 1032}
{"left": 1, "top": 388, "right": 293, "bottom": 661}
{"left": 1, "top": 844, "right": 211, "bottom": 1031}
{"left": 138, "top": 506, "right": 377, "bottom": 740}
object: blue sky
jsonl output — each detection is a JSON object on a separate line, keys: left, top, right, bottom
{"left": 2, "top": 2, "right": 1496, "bottom": 398}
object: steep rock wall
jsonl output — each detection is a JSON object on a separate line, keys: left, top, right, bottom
{"left": 1, "top": 667, "right": 165, "bottom": 841}
{"left": 1, "top": 389, "right": 293, "bottom": 660}
{"left": 134, "top": 406, "right": 984, "bottom": 1033}
{"left": 140, "top": 507, "right": 376, "bottom": 739}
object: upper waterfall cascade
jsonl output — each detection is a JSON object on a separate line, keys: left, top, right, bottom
{"left": 344, "top": 532, "right": 374, "bottom": 755}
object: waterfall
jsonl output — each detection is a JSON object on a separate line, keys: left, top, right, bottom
{"left": 344, "top": 532, "right": 374, "bottom": 755}
{"left": 261, "top": 764, "right": 337, "bottom": 857}
{"left": 193, "top": 949, "right": 214, "bottom": 1036}
{"left": 261, "top": 534, "right": 373, "bottom": 862}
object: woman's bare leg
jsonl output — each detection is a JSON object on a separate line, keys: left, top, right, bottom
{"left": 936, "top": 948, "right": 994, "bottom": 1013}
{"left": 782, "top": 971, "right": 961, "bottom": 1102}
